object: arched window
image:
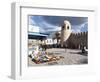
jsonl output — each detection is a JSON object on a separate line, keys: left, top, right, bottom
{"left": 67, "top": 26, "right": 69, "bottom": 29}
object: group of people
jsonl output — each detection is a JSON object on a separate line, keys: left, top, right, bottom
{"left": 29, "top": 49, "right": 64, "bottom": 64}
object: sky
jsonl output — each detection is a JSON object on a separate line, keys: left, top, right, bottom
{"left": 29, "top": 15, "right": 88, "bottom": 34}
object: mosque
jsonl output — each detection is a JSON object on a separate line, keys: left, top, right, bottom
{"left": 28, "top": 20, "right": 88, "bottom": 56}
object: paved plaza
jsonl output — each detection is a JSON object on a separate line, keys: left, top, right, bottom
{"left": 28, "top": 48, "right": 88, "bottom": 66}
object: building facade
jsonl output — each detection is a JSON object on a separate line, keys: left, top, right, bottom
{"left": 66, "top": 32, "right": 88, "bottom": 49}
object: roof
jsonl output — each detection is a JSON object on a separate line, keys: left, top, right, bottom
{"left": 28, "top": 32, "right": 48, "bottom": 39}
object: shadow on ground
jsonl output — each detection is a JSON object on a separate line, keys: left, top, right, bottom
{"left": 69, "top": 52, "right": 88, "bottom": 56}
{"left": 78, "top": 58, "right": 88, "bottom": 64}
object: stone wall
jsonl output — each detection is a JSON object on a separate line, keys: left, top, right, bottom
{"left": 66, "top": 32, "right": 88, "bottom": 49}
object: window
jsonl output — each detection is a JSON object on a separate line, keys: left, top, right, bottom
{"left": 67, "top": 26, "right": 69, "bottom": 29}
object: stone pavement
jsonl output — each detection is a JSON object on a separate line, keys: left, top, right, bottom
{"left": 28, "top": 48, "right": 88, "bottom": 66}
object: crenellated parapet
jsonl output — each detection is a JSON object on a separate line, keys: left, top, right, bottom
{"left": 66, "top": 32, "right": 88, "bottom": 49}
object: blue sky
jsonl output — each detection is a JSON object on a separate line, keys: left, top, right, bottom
{"left": 29, "top": 15, "right": 88, "bottom": 33}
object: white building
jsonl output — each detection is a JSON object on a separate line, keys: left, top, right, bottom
{"left": 53, "top": 39, "right": 57, "bottom": 44}
{"left": 45, "top": 38, "right": 53, "bottom": 45}
{"left": 44, "top": 38, "right": 57, "bottom": 45}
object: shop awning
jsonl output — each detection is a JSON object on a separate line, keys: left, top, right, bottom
{"left": 28, "top": 32, "right": 48, "bottom": 40}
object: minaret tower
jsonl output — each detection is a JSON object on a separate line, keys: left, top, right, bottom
{"left": 61, "top": 20, "right": 72, "bottom": 47}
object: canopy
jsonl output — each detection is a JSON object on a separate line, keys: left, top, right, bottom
{"left": 28, "top": 32, "right": 48, "bottom": 40}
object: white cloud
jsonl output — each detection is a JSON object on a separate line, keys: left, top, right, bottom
{"left": 29, "top": 16, "right": 87, "bottom": 33}
{"left": 34, "top": 19, "right": 61, "bottom": 32}
{"left": 71, "top": 22, "right": 88, "bottom": 33}
{"left": 80, "top": 22, "right": 88, "bottom": 29}
{"left": 29, "top": 16, "right": 37, "bottom": 25}
{"left": 46, "top": 26, "right": 61, "bottom": 32}
{"left": 72, "top": 29, "right": 81, "bottom": 33}
{"left": 29, "top": 25, "right": 39, "bottom": 32}
{"left": 71, "top": 25, "right": 81, "bottom": 33}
